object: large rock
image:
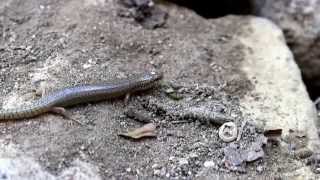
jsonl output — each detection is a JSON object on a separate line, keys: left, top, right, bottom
{"left": 0, "top": 0, "right": 318, "bottom": 179}
{"left": 255, "top": 0, "right": 320, "bottom": 96}
{"left": 237, "top": 17, "right": 320, "bottom": 149}
{"left": 0, "top": 140, "right": 100, "bottom": 180}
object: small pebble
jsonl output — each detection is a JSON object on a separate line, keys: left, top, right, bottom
{"left": 295, "top": 148, "right": 313, "bottom": 159}
{"left": 152, "top": 164, "right": 159, "bottom": 169}
{"left": 160, "top": 167, "right": 166, "bottom": 176}
{"left": 165, "top": 87, "right": 175, "bottom": 94}
{"left": 83, "top": 63, "right": 92, "bottom": 69}
{"left": 169, "top": 156, "right": 175, "bottom": 161}
{"left": 165, "top": 173, "right": 170, "bottom": 178}
{"left": 153, "top": 169, "right": 161, "bottom": 176}
{"left": 203, "top": 161, "right": 215, "bottom": 168}
{"left": 136, "top": 169, "right": 141, "bottom": 175}
{"left": 189, "top": 152, "right": 198, "bottom": 158}
{"left": 256, "top": 165, "right": 264, "bottom": 173}
{"left": 178, "top": 158, "right": 188, "bottom": 166}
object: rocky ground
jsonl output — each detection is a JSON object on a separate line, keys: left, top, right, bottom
{"left": 0, "top": 0, "right": 319, "bottom": 179}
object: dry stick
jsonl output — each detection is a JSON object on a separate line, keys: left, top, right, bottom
{"left": 236, "top": 120, "right": 247, "bottom": 142}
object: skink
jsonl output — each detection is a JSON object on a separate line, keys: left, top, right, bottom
{"left": 0, "top": 71, "right": 162, "bottom": 120}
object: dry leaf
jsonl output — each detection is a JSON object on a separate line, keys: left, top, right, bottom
{"left": 118, "top": 123, "right": 157, "bottom": 139}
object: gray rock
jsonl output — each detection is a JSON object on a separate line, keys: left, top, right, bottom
{"left": 237, "top": 16, "right": 320, "bottom": 152}
{"left": 255, "top": 0, "right": 320, "bottom": 92}
{"left": 0, "top": 140, "right": 101, "bottom": 180}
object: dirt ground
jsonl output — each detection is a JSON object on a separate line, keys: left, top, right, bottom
{"left": 0, "top": 0, "right": 313, "bottom": 179}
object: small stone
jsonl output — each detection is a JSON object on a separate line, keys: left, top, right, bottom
{"left": 160, "top": 167, "right": 166, "bottom": 176}
{"left": 192, "top": 142, "right": 205, "bottom": 149}
{"left": 151, "top": 164, "right": 159, "bottom": 169}
{"left": 203, "top": 161, "right": 215, "bottom": 168}
{"left": 178, "top": 158, "right": 188, "bottom": 166}
{"left": 165, "top": 87, "right": 175, "bottom": 94}
{"left": 26, "top": 46, "right": 32, "bottom": 51}
{"left": 256, "top": 165, "right": 263, "bottom": 173}
{"left": 80, "top": 145, "right": 86, "bottom": 150}
{"left": 295, "top": 148, "right": 313, "bottom": 159}
{"left": 189, "top": 152, "right": 198, "bottom": 158}
{"left": 153, "top": 169, "right": 161, "bottom": 176}
{"left": 165, "top": 173, "right": 170, "bottom": 178}
{"left": 136, "top": 169, "right": 140, "bottom": 175}
{"left": 126, "top": 167, "right": 131, "bottom": 172}
{"left": 83, "top": 63, "right": 92, "bottom": 69}
{"left": 169, "top": 156, "right": 175, "bottom": 161}
{"left": 29, "top": 56, "right": 37, "bottom": 60}
{"left": 245, "top": 145, "right": 264, "bottom": 162}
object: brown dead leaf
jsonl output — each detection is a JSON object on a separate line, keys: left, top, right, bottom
{"left": 118, "top": 123, "right": 157, "bottom": 139}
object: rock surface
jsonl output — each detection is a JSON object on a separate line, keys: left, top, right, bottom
{"left": 0, "top": 0, "right": 319, "bottom": 179}
{"left": 255, "top": 0, "right": 320, "bottom": 97}
{"left": 238, "top": 16, "right": 320, "bottom": 151}
{"left": 0, "top": 140, "right": 101, "bottom": 180}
